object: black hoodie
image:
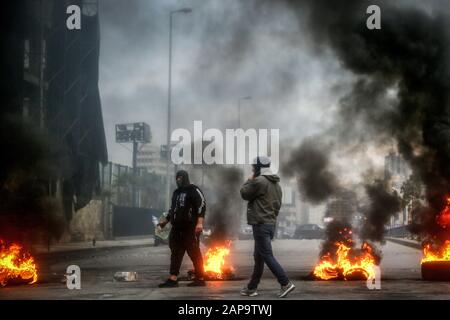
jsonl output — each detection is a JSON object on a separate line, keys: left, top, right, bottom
{"left": 167, "top": 171, "right": 206, "bottom": 229}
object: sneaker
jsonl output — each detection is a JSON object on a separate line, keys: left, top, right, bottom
{"left": 240, "top": 286, "right": 259, "bottom": 297}
{"left": 278, "top": 282, "right": 295, "bottom": 298}
{"left": 158, "top": 279, "right": 178, "bottom": 288}
{"left": 187, "top": 279, "right": 207, "bottom": 287}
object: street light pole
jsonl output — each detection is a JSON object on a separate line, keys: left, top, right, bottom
{"left": 237, "top": 96, "right": 251, "bottom": 228}
{"left": 237, "top": 96, "right": 251, "bottom": 129}
{"left": 132, "top": 137, "right": 138, "bottom": 207}
{"left": 165, "top": 8, "right": 192, "bottom": 210}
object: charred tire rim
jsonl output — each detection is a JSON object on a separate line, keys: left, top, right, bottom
{"left": 421, "top": 261, "right": 450, "bottom": 281}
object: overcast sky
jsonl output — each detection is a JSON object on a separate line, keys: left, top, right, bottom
{"left": 98, "top": 0, "right": 351, "bottom": 167}
{"left": 98, "top": 0, "right": 450, "bottom": 176}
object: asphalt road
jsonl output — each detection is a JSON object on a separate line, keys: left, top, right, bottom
{"left": 1, "top": 240, "right": 449, "bottom": 300}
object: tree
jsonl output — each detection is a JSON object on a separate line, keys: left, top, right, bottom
{"left": 400, "top": 173, "right": 423, "bottom": 209}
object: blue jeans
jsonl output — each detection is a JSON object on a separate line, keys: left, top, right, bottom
{"left": 247, "top": 224, "right": 289, "bottom": 290}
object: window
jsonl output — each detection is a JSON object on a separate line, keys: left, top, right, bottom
{"left": 22, "top": 97, "right": 30, "bottom": 118}
{"left": 24, "top": 39, "right": 30, "bottom": 69}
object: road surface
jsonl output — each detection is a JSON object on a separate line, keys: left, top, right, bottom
{"left": 1, "top": 240, "right": 449, "bottom": 299}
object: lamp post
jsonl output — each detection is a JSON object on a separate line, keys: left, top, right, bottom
{"left": 165, "top": 8, "right": 192, "bottom": 210}
{"left": 237, "top": 96, "right": 251, "bottom": 228}
{"left": 237, "top": 96, "right": 252, "bottom": 129}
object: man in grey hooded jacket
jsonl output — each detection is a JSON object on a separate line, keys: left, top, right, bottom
{"left": 240, "top": 156, "right": 295, "bottom": 298}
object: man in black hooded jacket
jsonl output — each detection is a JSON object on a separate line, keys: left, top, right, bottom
{"left": 157, "top": 170, "right": 206, "bottom": 287}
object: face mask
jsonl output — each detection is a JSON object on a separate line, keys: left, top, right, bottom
{"left": 175, "top": 170, "right": 190, "bottom": 187}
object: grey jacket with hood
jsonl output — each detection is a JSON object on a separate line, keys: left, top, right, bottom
{"left": 240, "top": 168, "right": 282, "bottom": 225}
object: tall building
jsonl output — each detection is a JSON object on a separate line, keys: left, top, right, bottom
{"left": 137, "top": 144, "right": 166, "bottom": 176}
{"left": 384, "top": 151, "right": 411, "bottom": 227}
{"left": 136, "top": 144, "right": 176, "bottom": 178}
{"left": 2, "top": 0, "right": 107, "bottom": 222}
{"left": 385, "top": 151, "right": 409, "bottom": 181}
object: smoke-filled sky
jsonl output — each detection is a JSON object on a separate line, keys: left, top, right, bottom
{"left": 98, "top": 0, "right": 450, "bottom": 181}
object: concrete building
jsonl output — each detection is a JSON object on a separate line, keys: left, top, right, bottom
{"left": 385, "top": 151, "right": 409, "bottom": 184}
{"left": 384, "top": 151, "right": 411, "bottom": 227}
{"left": 136, "top": 143, "right": 176, "bottom": 187}
{"left": 2, "top": 1, "right": 107, "bottom": 241}
{"left": 136, "top": 144, "right": 169, "bottom": 176}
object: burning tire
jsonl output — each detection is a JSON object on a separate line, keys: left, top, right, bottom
{"left": 0, "top": 241, "right": 38, "bottom": 287}
{"left": 421, "top": 261, "right": 450, "bottom": 281}
{"left": 421, "top": 239, "right": 450, "bottom": 280}
{"left": 312, "top": 240, "right": 378, "bottom": 281}
{"left": 187, "top": 268, "right": 236, "bottom": 281}
{"left": 186, "top": 241, "right": 237, "bottom": 281}
{"left": 342, "top": 270, "right": 370, "bottom": 281}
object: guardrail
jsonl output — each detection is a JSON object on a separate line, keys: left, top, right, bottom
{"left": 385, "top": 225, "right": 413, "bottom": 238}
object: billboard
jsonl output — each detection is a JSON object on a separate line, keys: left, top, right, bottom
{"left": 115, "top": 122, "right": 151, "bottom": 143}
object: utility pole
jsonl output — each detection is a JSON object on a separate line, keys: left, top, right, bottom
{"left": 165, "top": 8, "right": 192, "bottom": 210}
{"left": 237, "top": 97, "right": 251, "bottom": 227}
{"left": 132, "top": 138, "right": 138, "bottom": 207}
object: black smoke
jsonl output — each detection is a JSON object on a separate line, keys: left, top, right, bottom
{"left": 0, "top": 115, "right": 64, "bottom": 245}
{"left": 202, "top": 166, "right": 243, "bottom": 244}
{"left": 282, "top": 139, "right": 340, "bottom": 204}
{"left": 319, "top": 220, "right": 354, "bottom": 257}
{"left": 360, "top": 181, "right": 401, "bottom": 242}
{"left": 283, "top": 0, "right": 450, "bottom": 243}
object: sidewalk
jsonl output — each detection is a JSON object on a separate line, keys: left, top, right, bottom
{"left": 33, "top": 236, "right": 154, "bottom": 256}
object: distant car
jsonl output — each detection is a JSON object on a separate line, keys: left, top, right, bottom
{"left": 238, "top": 225, "right": 253, "bottom": 240}
{"left": 294, "top": 224, "right": 325, "bottom": 240}
{"left": 277, "top": 226, "right": 296, "bottom": 239}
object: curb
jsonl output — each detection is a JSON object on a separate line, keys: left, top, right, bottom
{"left": 35, "top": 242, "right": 155, "bottom": 260}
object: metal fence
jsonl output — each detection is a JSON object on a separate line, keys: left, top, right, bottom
{"left": 386, "top": 225, "right": 414, "bottom": 238}
{"left": 99, "top": 162, "right": 147, "bottom": 239}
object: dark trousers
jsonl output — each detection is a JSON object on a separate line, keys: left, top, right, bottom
{"left": 169, "top": 227, "right": 204, "bottom": 279}
{"left": 248, "top": 224, "right": 289, "bottom": 290}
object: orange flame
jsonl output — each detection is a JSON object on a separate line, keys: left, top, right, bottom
{"left": 436, "top": 197, "right": 450, "bottom": 228}
{"left": 0, "top": 240, "right": 38, "bottom": 286}
{"left": 203, "top": 242, "right": 234, "bottom": 279}
{"left": 313, "top": 242, "right": 377, "bottom": 280}
{"left": 422, "top": 240, "right": 450, "bottom": 263}
{"left": 421, "top": 196, "right": 450, "bottom": 263}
